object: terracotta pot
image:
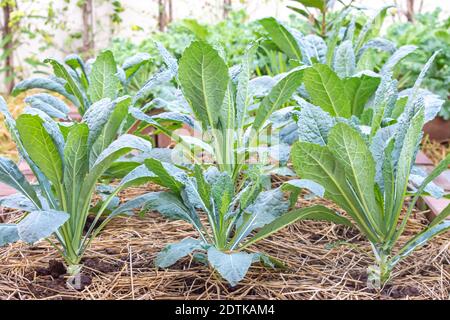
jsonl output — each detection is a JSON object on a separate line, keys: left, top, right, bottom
{"left": 155, "top": 131, "right": 173, "bottom": 148}
{"left": 423, "top": 116, "right": 450, "bottom": 142}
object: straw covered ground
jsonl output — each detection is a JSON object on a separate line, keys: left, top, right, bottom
{"left": 0, "top": 183, "right": 448, "bottom": 300}
{"left": 0, "top": 91, "right": 74, "bottom": 161}
{"left": 422, "top": 135, "right": 450, "bottom": 166}
{"left": 0, "top": 93, "right": 27, "bottom": 161}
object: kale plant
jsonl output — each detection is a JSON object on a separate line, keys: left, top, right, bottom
{"left": 0, "top": 95, "right": 152, "bottom": 275}
{"left": 291, "top": 55, "right": 450, "bottom": 286}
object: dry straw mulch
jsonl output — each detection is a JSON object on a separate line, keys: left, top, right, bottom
{"left": 0, "top": 93, "right": 27, "bottom": 161}
{"left": 0, "top": 90, "right": 72, "bottom": 161}
{"left": 0, "top": 184, "right": 449, "bottom": 300}
{"left": 422, "top": 135, "right": 450, "bottom": 166}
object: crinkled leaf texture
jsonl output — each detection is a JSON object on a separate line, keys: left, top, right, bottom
{"left": 90, "top": 96, "right": 131, "bottom": 165}
{"left": 399, "top": 88, "right": 444, "bottom": 123}
{"left": 283, "top": 179, "right": 325, "bottom": 197}
{"left": 207, "top": 247, "right": 255, "bottom": 287}
{"left": 122, "top": 52, "right": 151, "bottom": 79}
{"left": 381, "top": 45, "right": 417, "bottom": 73}
{"left": 333, "top": 40, "right": 356, "bottom": 78}
{"left": 296, "top": 102, "right": 335, "bottom": 145}
{"left": 248, "top": 76, "right": 277, "bottom": 98}
{"left": 82, "top": 98, "right": 116, "bottom": 146}
{"left": 132, "top": 69, "right": 174, "bottom": 105}
{"left": 298, "top": 35, "right": 327, "bottom": 65}
{"left": 87, "top": 50, "right": 120, "bottom": 102}
{"left": 24, "top": 93, "right": 70, "bottom": 120}
{"left": 0, "top": 224, "right": 20, "bottom": 246}
{"left": 234, "top": 188, "right": 289, "bottom": 246}
{"left": 356, "top": 38, "right": 396, "bottom": 61}
{"left": 12, "top": 77, "right": 78, "bottom": 106}
{"left": 155, "top": 41, "right": 178, "bottom": 76}
{"left": 0, "top": 193, "right": 38, "bottom": 212}
{"left": 17, "top": 210, "right": 69, "bottom": 244}
{"left": 178, "top": 41, "right": 229, "bottom": 129}
{"left": 156, "top": 237, "right": 204, "bottom": 268}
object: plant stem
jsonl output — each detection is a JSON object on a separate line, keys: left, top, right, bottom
{"left": 321, "top": 10, "right": 326, "bottom": 37}
{"left": 368, "top": 244, "right": 392, "bottom": 288}
{"left": 67, "top": 264, "right": 82, "bottom": 276}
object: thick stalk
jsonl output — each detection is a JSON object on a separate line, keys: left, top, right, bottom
{"left": 157, "top": 0, "right": 167, "bottom": 32}
{"left": 55, "top": 183, "right": 78, "bottom": 260}
{"left": 73, "top": 189, "right": 95, "bottom": 253}
{"left": 368, "top": 244, "right": 392, "bottom": 288}
{"left": 81, "top": 0, "right": 94, "bottom": 58}
{"left": 67, "top": 264, "right": 82, "bottom": 276}
{"left": 205, "top": 202, "right": 221, "bottom": 249}
{"left": 2, "top": 2, "right": 14, "bottom": 93}
{"left": 321, "top": 10, "right": 326, "bottom": 37}
{"left": 223, "top": 0, "right": 232, "bottom": 19}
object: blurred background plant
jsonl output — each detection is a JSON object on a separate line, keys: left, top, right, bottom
{"left": 386, "top": 9, "right": 450, "bottom": 119}
{"left": 0, "top": 1, "right": 448, "bottom": 90}
{"left": 0, "top": 0, "right": 449, "bottom": 160}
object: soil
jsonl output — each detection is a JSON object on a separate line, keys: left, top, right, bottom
{"left": 29, "top": 259, "right": 93, "bottom": 293}
{"left": 81, "top": 257, "right": 124, "bottom": 274}
{"left": 388, "top": 286, "right": 421, "bottom": 298}
{"left": 83, "top": 215, "right": 106, "bottom": 233}
{"left": 0, "top": 184, "right": 449, "bottom": 300}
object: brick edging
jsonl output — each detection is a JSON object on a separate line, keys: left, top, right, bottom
{"left": 415, "top": 151, "right": 450, "bottom": 222}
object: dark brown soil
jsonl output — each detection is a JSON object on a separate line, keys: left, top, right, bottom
{"left": 81, "top": 257, "right": 124, "bottom": 273}
{"left": 83, "top": 215, "right": 106, "bottom": 233}
{"left": 27, "top": 259, "right": 94, "bottom": 293}
{"left": 49, "top": 260, "right": 67, "bottom": 277}
{"left": 387, "top": 286, "right": 421, "bottom": 298}
{"left": 26, "top": 277, "right": 68, "bottom": 298}
{"left": 34, "top": 259, "right": 66, "bottom": 278}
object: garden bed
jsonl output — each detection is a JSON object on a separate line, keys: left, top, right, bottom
{"left": 0, "top": 184, "right": 448, "bottom": 300}
{"left": 0, "top": 1, "right": 449, "bottom": 303}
